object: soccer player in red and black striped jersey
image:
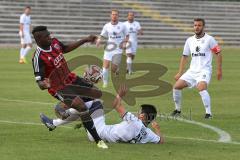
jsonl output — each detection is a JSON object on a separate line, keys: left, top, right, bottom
{"left": 31, "top": 26, "right": 108, "bottom": 149}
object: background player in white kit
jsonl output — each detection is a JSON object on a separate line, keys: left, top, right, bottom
{"left": 124, "top": 11, "right": 143, "bottom": 75}
{"left": 40, "top": 85, "right": 164, "bottom": 144}
{"left": 171, "top": 18, "right": 222, "bottom": 119}
{"left": 96, "top": 9, "right": 129, "bottom": 88}
{"left": 19, "top": 6, "right": 32, "bottom": 64}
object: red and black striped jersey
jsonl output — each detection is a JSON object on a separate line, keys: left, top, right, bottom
{"left": 32, "top": 38, "right": 77, "bottom": 96}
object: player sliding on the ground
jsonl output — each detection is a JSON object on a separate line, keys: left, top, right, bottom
{"left": 171, "top": 18, "right": 222, "bottom": 119}
{"left": 40, "top": 85, "right": 164, "bottom": 144}
{"left": 31, "top": 26, "right": 108, "bottom": 149}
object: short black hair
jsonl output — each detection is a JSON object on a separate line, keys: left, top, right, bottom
{"left": 32, "top": 26, "right": 47, "bottom": 35}
{"left": 140, "top": 104, "right": 157, "bottom": 124}
{"left": 194, "top": 18, "right": 205, "bottom": 26}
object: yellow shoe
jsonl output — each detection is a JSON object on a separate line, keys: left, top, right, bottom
{"left": 19, "top": 58, "right": 25, "bottom": 64}
{"left": 102, "top": 83, "right": 108, "bottom": 88}
{"left": 97, "top": 140, "right": 108, "bottom": 149}
{"left": 23, "top": 57, "right": 28, "bottom": 64}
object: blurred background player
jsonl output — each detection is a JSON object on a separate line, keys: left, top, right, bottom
{"left": 124, "top": 11, "right": 143, "bottom": 75}
{"left": 31, "top": 26, "right": 108, "bottom": 149}
{"left": 171, "top": 18, "right": 222, "bottom": 119}
{"left": 96, "top": 9, "right": 129, "bottom": 88}
{"left": 19, "top": 6, "right": 32, "bottom": 64}
{"left": 40, "top": 85, "right": 164, "bottom": 144}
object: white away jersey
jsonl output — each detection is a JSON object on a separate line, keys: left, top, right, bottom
{"left": 100, "top": 22, "right": 128, "bottom": 54}
{"left": 20, "top": 13, "right": 31, "bottom": 33}
{"left": 124, "top": 21, "right": 141, "bottom": 43}
{"left": 183, "top": 33, "right": 221, "bottom": 72}
{"left": 101, "top": 112, "right": 160, "bottom": 144}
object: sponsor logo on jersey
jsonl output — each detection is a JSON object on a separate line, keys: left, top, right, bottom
{"left": 192, "top": 53, "right": 206, "bottom": 57}
{"left": 196, "top": 46, "right": 200, "bottom": 52}
{"left": 54, "top": 53, "right": 64, "bottom": 67}
{"left": 54, "top": 44, "right": 60, "bottom": 50}
{"left": 193, "top": 46, "right": 205, "bottom": 57}
{"left": 110, "top": 32, "right": 122, "bottom": 39}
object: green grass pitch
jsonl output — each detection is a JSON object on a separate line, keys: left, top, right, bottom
{"left": 0, "top": 47, "right": 239, "bottom": 160}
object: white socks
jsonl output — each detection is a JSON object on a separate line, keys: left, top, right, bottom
{"left": 126, "top": 57, "right": 132, "bottom": 73}
{"left": 23, "top": 46, "right": 31, "bottom": 57}
{"left": 53, "top": 100, "right": 94, "bottom": 127}
{"left": 199, "top": 90, "right": 211, "bottom": 114}
{"left": 20, "top": 46, "right": 31, "bottom": 59}
{"left": 53, "top": 114, "right": 80, "bottom": 126}
{"left": 20, "top": 48, "right": 25, "bottom": 59}
{"left": 102, "top": 68, "right": 109, "bottom": 85}
{"left": 173, "top": 89, "right": 182, "bottom": 111}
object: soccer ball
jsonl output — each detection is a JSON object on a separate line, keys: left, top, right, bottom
{"left": 83, "top": 65, "right": 103, "bottom": 83}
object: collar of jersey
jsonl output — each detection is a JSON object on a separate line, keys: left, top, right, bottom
{"left": 110, "top": 21, "right": 119, "bottom": 25}
{"left": 37, "top": 46, "right": 52, "bottom": 52}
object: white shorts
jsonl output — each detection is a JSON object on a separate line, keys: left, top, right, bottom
{"left": 126, "top": 41, "right": 137, "bottom": 55}
{"left": 87, "top": 109, "right": 107, "bottom": 141}
{"left": 20, "top": 32, "right": 32, "bottom": 44}
{"left": 103, "top": 52, "right": 122, "bottom": 66}
{"left": 180, "top": 69, "right": 212, "bottom": 88}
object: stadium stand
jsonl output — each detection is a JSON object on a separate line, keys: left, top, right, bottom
{"left": 0, "top": 0, "right": 239, "bottom": 47}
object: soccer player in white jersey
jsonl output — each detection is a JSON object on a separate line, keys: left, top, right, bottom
{"left": 96, "top": 9, "right": 129, "bottom": 88}
{"left": 171, "top": 18, "right": 222, "bottom": 119}
{"left": 19, "top": 6, "right": 32, "bottom": 64}
{"left": 40, "top": 85, "right": 164, "bottom": 144}
{"left": 124, "top": 11, "right": 143, "bottom": 75}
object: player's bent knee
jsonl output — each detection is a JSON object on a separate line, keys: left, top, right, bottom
{"left": 71, "top": 96, "right": 86, "bottom": 111}
{"left": 197, "top": 82, "right": 207, "bottom": 91}
{"left": 174, "top": 80, "right": 187, "bottom": 90}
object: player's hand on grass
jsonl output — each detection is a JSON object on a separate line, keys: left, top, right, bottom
{"left": 174, "top": 72, "right": 182, "bottom": 81}
{"left": 117, "top": 84, "right": 128, "bottom": 98}
{"left": 151, "top": 121, "right": 160, "bottom": 130}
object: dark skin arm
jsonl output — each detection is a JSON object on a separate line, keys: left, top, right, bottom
{"left": 62, "top": 35, "right": 97, "bottom": 53}
{"left": 37, "top": 78, "right": 50, "bottom": 90}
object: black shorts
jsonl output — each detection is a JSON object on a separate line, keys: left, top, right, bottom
{"left": 55, "top": 76, "right": 99, "bottom": 107}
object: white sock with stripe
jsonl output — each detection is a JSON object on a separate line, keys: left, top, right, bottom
{"left": 173, "top": 89, "right": 182, "bottom": 111}
{"left": 20, "top": 48, "right": 25, "bottom": 59}
{"left": 199, "top": 90, "right": 211, "bottom": 114}
{"left": 23, "top": 46, "right": 31, "bottom": 58}
{"left": 102, "top": 68, "right": 109, "bottom": 85}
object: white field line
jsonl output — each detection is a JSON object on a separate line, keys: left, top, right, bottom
{"left": 157, "top": 115, "right": 232, "bottom": 143}
{"left": 0, "top": 97, "right": 54, "bottom": 105}
{"left": 0, "top": 119, "right": 239, "bottom": 145}
{"left": 0, "top": 97, "right": 238, "bottom": 145}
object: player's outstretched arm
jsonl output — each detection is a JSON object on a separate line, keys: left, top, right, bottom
{"left": 112, "top": 84, "right": 128, "bottom": 117}
{"left": 62, "top": 35, "right": 97, "bottom": 53}
{"left": 216, "top": 52, "right": 222, "bottom": 80}
{"left": 174, "top": 55, "right": 188, "bottom": 81}
{"left": 96, "top": 36, "right": 103, "bottom": 48}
